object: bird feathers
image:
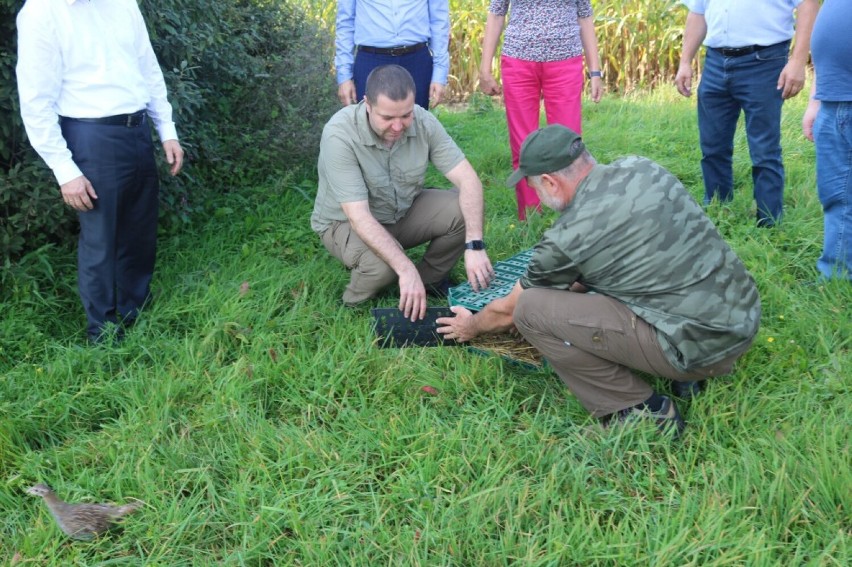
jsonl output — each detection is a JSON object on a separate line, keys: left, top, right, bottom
{"left": 26, "top": 483, "right": 142, "bottom": 540}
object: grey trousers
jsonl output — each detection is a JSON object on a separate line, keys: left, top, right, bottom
{"left": 320, "top": 188, "right": 466, "bottom": 306}
{"left": 514, "top": 288, "right": 750, "bottom": 417}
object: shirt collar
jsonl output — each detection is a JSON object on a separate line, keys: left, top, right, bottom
{"left": 355, "top": 102, "right": 377, "bottom": 146}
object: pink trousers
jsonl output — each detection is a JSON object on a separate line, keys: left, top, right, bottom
{"left": 501, "top": 55, "right": 584, "bottom": 220}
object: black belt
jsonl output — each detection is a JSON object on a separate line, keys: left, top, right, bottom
{"left": 357, "top": 42, "right": 428, "bottom": 56}
{"left": 711, "top": 41, "right": 787, "bottom": 57}
{"left": 60, "top": 110, "right": 147, "bottom": 127}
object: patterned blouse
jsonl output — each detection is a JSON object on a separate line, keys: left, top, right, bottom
{"left": 488, "top": 0, "right": 593, "bottom": 62}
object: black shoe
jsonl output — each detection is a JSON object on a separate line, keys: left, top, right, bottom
{"left": 671, "top": 380, "right": 703, "bottom": 400}
{"left": 425, "top": 277, "right": 454, "bottom": 299}
{"left": 606, "top": 395, "right": 686, "bottom": 438}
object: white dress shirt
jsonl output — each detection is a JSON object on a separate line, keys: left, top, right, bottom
{"left": 16, "top": 0, "right": 178, "bottom": 185}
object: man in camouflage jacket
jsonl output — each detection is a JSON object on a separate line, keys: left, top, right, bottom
{"left": 437, "top": 125, "right": 760, "bottom": 435}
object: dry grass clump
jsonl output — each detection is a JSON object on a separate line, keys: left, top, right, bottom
{"left": 469, "top": 333, "right": 544, "bottom": 368}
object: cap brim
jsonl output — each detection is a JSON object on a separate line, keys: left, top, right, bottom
{"left": 506, "top": 168, "right": 525, "bottom": 187}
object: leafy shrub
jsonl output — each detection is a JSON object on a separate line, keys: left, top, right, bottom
{"left": 0, "top": 0, "right": 339, "bottom": 262}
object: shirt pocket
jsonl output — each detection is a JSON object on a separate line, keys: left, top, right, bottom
{"left": 364, "top": 171, "right": 396, "bottom": 220}
{"left": 395, "top": 162, "right": 428, "bottom": 186}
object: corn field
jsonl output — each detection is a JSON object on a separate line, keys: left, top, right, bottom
{"left": 293, "top": 0, "right": 690, "bottom": 99}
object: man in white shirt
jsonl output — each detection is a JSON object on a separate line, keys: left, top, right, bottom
{"left": 675, "top": 0, "right": 818, "bottom": 227}
{"left": 16, "top": 0, "right": 184, "bottom": 342}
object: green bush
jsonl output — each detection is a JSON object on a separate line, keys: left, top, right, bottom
{"left": 0, "top": 0, "right": 75, "bottom": 261}
{"left": 0, "top": 0, "right": 339, "bottom": 263}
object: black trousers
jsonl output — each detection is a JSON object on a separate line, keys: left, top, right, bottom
{"left": 60, "top": 117, "right": 160, "bottom": 339}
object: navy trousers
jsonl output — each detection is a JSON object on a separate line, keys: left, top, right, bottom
{"left": 353, "top": 46, "right": 434, "bottom": 109}
{"left": 60, "top": 116, "right": 160, "bottom": 339}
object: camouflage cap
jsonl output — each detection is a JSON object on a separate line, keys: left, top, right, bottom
{"left": 506, "top": 125, "right": 585, "bottom": 186}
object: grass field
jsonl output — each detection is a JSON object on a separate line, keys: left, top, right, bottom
{"left": 1, "top": 86, "right": 849, "bottom": 565}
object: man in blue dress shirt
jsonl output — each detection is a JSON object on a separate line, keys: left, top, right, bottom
{"left": 335, "top": 0, "right": 450, "bottom": 109}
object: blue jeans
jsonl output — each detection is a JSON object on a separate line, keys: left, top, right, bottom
{"left": 814, "top": 101, "right": 852, "bottom": 281}
{"left": 698, "top": 42, "right": 788, "bottom": 225}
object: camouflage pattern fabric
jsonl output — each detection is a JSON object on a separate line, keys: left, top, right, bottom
{"left": 519, "top": 156, "right": 761, "bottom": 371}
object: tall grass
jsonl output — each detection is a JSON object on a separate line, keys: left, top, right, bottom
{"left": 1, "top": 82, "right": 849, "bottom": 564}
{"left": 295, "top": 0, "right": 691, "bottom": 98}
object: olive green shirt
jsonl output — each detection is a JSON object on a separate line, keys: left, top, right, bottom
{"left": 311, "top": 101, "right": 465, "bottom": 233}
{"left": 520, "top": 156, "right": 761, "bottom": 371}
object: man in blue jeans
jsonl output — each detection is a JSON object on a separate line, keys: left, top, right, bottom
{"left": 335, "top": 0, "right": 450, "bottom": 109}
{"left": 802, "top": 0, "right": 852, "bottom": 282}
{"left": 675, "top": 0, "right": 819, "bottom": 227}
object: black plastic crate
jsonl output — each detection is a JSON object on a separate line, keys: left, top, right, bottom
{"left": 371, "top": 307, "right": 458, "bottom": 348}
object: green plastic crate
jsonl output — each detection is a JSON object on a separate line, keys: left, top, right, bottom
{"left": 448, "top": 248, "right": 534, "bottom": 311}
{"left": 447, "top": 248, "right": 547, "bottom": 369}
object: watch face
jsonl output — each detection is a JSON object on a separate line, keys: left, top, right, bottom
{"left": 466, "top": 240, "right": 485, "bottom": 250}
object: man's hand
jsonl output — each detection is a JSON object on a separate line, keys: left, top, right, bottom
{"left": 675, "top": 64, "right": 694, "bottom": 97}
{"left": 464, "top": 249, "right": 494, "bottom": 292}
{"left": 338, "top": 80, "right": 357, "bottom": 106}
{"left": 802, "top": 98, "right": 820, "bottom": 142}
{"left": 163, "top": 139, "right": 184, "bottom": 176}
{"left": 429, "top": 82, "right": 445, "bottom": 107}
{"left": 398, "top": 265, "right": 427, "bottom": 322}
{"left": 61, "top": 175, "right": 97, "bottom": 211}
{"left": 436, "top": 305, "right": 476, "bottom": 342}
{"left": 777, "top": 61, "right": 806, "bottom": 99}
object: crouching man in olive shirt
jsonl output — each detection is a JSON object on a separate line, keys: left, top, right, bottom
{"left": 438, "top": 125, "right": 760, "bottom": 436}
{"left": 312, "top": 65, "right": 494, "bottom": 320}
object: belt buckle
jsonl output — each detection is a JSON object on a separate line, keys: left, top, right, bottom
{"left": 389, "top": 46, "right": 405, "bottom": 56}
{"left": 126, "top": 114, "right": 134, "bottom": 127}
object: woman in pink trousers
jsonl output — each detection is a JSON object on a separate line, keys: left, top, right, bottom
{"left": 480, "top": 0, "right": 603, "bottom": 220}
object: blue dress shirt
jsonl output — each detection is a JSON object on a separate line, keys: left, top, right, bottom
{"left": 335, "top": 0, "right": 450, "bottom": 86}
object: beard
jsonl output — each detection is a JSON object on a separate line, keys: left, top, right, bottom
{"left": 537, "top": 189, "right": 568, "bottom": 212}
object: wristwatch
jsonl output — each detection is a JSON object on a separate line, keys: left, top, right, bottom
{"left": 465, "top": 240, "right": 486, "bottom": 251}
{"left": 587, "top": 70, "right": 603, "bottom": 79}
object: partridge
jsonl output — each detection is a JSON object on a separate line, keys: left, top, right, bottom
{"left": 26, "top": 483, "right": 142, "bottom": 540}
